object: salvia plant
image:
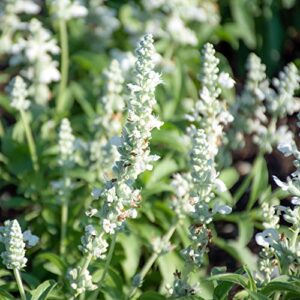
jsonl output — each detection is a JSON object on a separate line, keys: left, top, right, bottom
{"left": 0, "top": 1, "right": 300, "bottom": 300}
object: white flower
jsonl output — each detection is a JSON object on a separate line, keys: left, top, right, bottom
{"left": 91, "top": 188, "right": 102, "bottom": 200}
{"left": 272, "top": 176, "right": 289, "bottom": 191}
{"left": 166, "top": 15, "right": 197, "bottom": 46}
{"left": 103, "top": 219, "right": 117, "bottom": 234}
{"left": 8, "top": 76, "right": 31, "bottom": 111}
{"left": 58, "top": 118, "right": 75, "bottom": 166}
{"left": 291, "top": 197, "right": 300, "bottom": 206}
{"left": 23, "top": 230, "right": 39, "bottom": 247}
{"left": 218, "top": 72, "right": 235, "bottom": 89}
{"left": 215, "top": 178, "right": 227, "bottom": 193}
{"left": 50, "top": 0, "right": 88, "bottom": 20}
{"left": 212, "top": 204, "right": 232, "bottom": 215}
{"left": 277, "top": 142, "right": 294, "bottom": 157}
{"left": 0, "top": 220, "right": 27, "bottom": 270}
{"left": 255, "top": 229, "right": 279, "bottom": 248}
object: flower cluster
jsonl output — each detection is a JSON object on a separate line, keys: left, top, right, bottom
{"left": 58, "top": 118, "right": 75, "bottom": 167}
{"left": 90, "top": 59, "right": 125, "bottom": 181}
{"left": 0, "top": 220, "right": 38, "bottom": 270}
{"left": 8, "top": 76, "right": 31, "bottom": 111}
{"left": 255, "top": 114, "right": 300, "bottom": 283}
{"left": 95, "top": 34, "right": 163, "bottom": 233}
{"left": 87, "top": 0, "right": 120, "bottom": 46}
{"left": 167, "top": 44, "right": 233, "bottom": 295}
{"left": 69, "top": 34, "right": 163, "bottom": 295}
{"left": 0, "top": 0, "right": 40, "bottom": 54}
{"left": 49, "top": 0, "right": 88, "bottom": 20}
{"left": 0, "top": 220, "right": 27, "bottom": 270}
{"left": 124, "top": 0, "right": 219, "bottom": 48}
{"left": 10, "top": 19, "right": 60, "bottom": 105}
{"left": 79, "top": 225, "right": 108, "bottom": 259}
{"left": 228, "top": 53, "right": 299, "bottom": 155}
{"left": 168, "top": 128, "right": 231, "bottom": 297}
{"left": 186, "top": 43, "right": 234, "bottom": 157}
{"left": 67, "top": 267, "right": 96, "bottom": 296}
{"left": 266, "top": 62, "right": 300, "bottom": 118}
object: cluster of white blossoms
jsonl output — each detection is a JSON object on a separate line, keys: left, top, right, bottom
{"left": 79, "top": 225, "right": 108, "bottom": 259}
{"left": 69, "top": 34, "right": 163, "bottom": 295}
{"left": 228, "top": 53, "right": 299, "bottom": 155}
{"left": 0, "top": 0, "right": 40, "bottom": 54}
{"left": 169, "top": 128, "right": 230, "bottom": 297}
{"left": 90, "top": 60, "right": 125, "bottom": 181}
{"left": 10, "top": 19, "right": 60, "bottom": 105}
{"left": 187, "top": 43, "right": 234, "bottom": 157}
{"left": 139, "top": 0, "right": 219, "bottom": 46}
{"left": 58, "top": 118, "right": 75, "bottom": 167}
{"left": 67, "top": 266, "right": 96, "bottom": 296}
{"left": 87, "top": 0, "right": 120, "bottom": 45}
{"left": 168, "top": 44, "right": 234, "bottom": 297}
{"left": 266, "top": 62, "right": 300, "bottom": 118}
{"left": 255, "top": 114, "right": 300, "bottom": 284}
{"left": 94, "top": 33, "right": 163, "bottom": 233}
{"left": 0, "top": 220, "right": 39, "bottom": 270}
{"left": 8, "top": 76, "right": 31, "bottom": 111}
{"left": 49, "top": 0, "right": 87, "bottom": 20}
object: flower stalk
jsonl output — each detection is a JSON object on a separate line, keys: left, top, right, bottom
{"left": 13, "top": 268, "right": 26, "bottom": 300}
{"left": 57, "top": 19, "right": 69, "bottom": 113}
{"left": 20, "top": 109, "right": 39, "bottom": 172}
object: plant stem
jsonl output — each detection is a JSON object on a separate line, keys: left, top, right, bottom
{"left": 291, "top": 228, "right": 299, "bottom": 251}
{"left": 13, "top": 269, "right": 26, "bottom": 300}
{"left": 57, "top": 18, "right": 69, "bottom": 113}
{"left": 60, "top": 172, "right": 70, "bottom": 255}
{"left": 82, "top": 253, "right": 93, "bottom": 273}
{"left": 60, "top": 196, "right": 68, "bottom": 255}
{"left": 127, "top": 223, "right": 177, "bottom": 299}
{"left": 99, "top": 234, "right": 117, "bottom": 285}
{"left": 20, "top": 109, "right": 39, "bottom": 171}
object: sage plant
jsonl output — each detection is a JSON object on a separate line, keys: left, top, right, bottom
{"left": 48, "top": 0, "right": 87, "bottom": 112}
{"left": 0, "top": 0, "right": 40, "bottom": 54}
{"left": 186, "top": 43, "right": 234, "bottom": 158}
{"left": 167, "top": 44, "right": 233, "bottom": 297}
{"left": 68, "top": 33, "right": 163, "bottom": 296}
{"left": 227, "top": 53, "right": 299, "bottom": 156}
{"left": 255, "top": 113, "right": 300, "bottom": 285}
{"left": 0, "top": 219, "right": 39, "bottom": 300}
{"left": 8, "top": 75, "right": 39, "bottom": 171}
{"left": 57, "top": 118, "right": 75, "bottom": 254}
{"left": 10, "top": 18, "right": 60, "bottom": 105}
{"left": 90, "top": 59, "right": 125, "bottom": 182}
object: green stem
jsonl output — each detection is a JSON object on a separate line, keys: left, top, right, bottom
{"left": 82, "top": 253, "right": 93, "bottom": 273}
{"left": 57, "top": 18, "right": 69, "bottom": 113}
{"left": 127, "top": 223, "right": 177, "bottom": 299}
{"left": 13, "top": 269, "right": 26, "bottom": 300}
{"left": 291, "top": 228, "right": 299, "bottom": 251}
{"left": 60, "top": 173, "right": 71, "bottom": 255}
{"left": 60, "top": 196, "right": 68, "bottom": 255}
{"left": 99, "top": 234, "right": 117, "bottom": 285}
{"left": 20, "top": 109, "right": 39, "bottom": 171}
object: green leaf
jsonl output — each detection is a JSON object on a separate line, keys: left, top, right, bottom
{"left": 119, "top": 233, "right": 141, "bottom": 281}
{"left": 230, "top": 0, "right": 256, "bottom": 48}
{"left": 0, "top": 288, "right": 15, "bottom": 300}
{"left": 247, "top": 291, "right": 269, "bottom": 300}
{"left": 247, "top": 156, "right": 268, "bottom": 210}
{"left": 35, "top": 253, "right": 66, "bottom": 276}
{"left": 30, "top": 280, "right": 57, "bottom": 300}
{"left": 209, "top": 273, "right": 248, "bottom": 288}
{"left": 261, "top": 278, "right": 300, "bottom": 296}
{"left": 146, "top": 157, "right": 178, "bottom": 187}
{"left": 219, "top": 167, "right": 239, "bottom": 190}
